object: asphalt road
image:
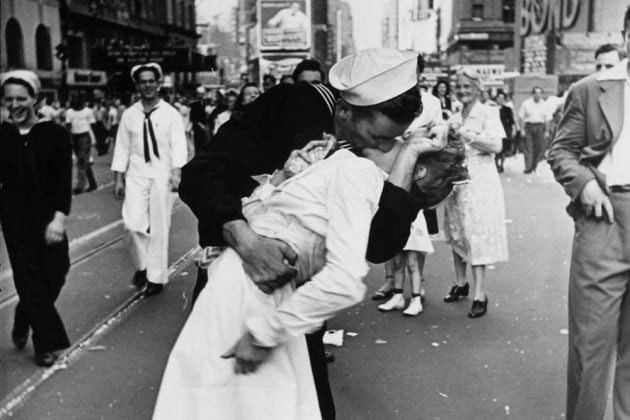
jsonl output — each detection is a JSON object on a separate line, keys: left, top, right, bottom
{"left": 1, "top": 155, "right": 604, "bottom": 420}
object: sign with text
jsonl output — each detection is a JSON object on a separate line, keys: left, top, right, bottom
{"left": 104, "top": 46, "right": 191, "bottom": 70}
{"left": 66, "top": 69, "right": 107, "bottom": 86}
{"left": 259, "top": 0, "right": 311, "bottom": 51}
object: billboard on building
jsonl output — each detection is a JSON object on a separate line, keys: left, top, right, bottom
{"left": 258, "top": 0, "right": 311, "bottom": 51}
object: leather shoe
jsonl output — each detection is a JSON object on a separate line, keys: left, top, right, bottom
{"left": 132, "top": 270, "right": 148, "bottom": 289}
{"left": 144, "top": 282, "right": 163, "bottom": 296}
{"left": 12, "top": 330, "right": 28, "bottom": 350}
{"left": 34, "top": 352, "right": 58, "bottom": 367}
{"left": 444, "top": 283, "right": 469, "bottom": 302}
{"left": 468, "top": 297, "right": 488, "bottom": 319}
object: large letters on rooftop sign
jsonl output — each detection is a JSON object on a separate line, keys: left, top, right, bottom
{"left": 520, "top": 0, "right": 581, "bottom": 37}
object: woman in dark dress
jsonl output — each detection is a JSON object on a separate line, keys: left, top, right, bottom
{"left": 0, "top": 71, "right": 72, "bottom": 366}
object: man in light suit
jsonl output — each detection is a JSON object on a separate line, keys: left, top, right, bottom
{"left": 547, "top": 8, "right": 630, "bottom": 420}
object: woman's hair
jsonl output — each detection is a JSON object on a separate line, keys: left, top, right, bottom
{"left": 350, "top": 85, "right": 422, "bottom": 126}
{"left": 412, "top": 135, "right": 468, "bottom": 208}
{"left": 456, "top": 69, "right": 483, "bottom": 91}
{"left": 1, "top": 77, "right": 36, "bottom": 97}
{"left": 431, "top": 80, "right": 450, "bottom": 97}
{"left": 236, "top": 82, "right": 260, "bottom": 108}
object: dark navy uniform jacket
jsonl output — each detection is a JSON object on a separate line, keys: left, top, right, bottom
{"left": 179, "top": 82, "right": 420, "bottom": 263}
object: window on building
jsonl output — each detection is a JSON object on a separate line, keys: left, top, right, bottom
{"left": 502, "top": 0, "right": 515, "bottom": 23}
{"left": 179, "top": 1, "right": 186, "bottom": 27}
{"left": 134, "top": 0, "right": 143, "bottom": 16}
{"left": 35, "top": 25, "right": 53, "bottom": 70}
{"left": 67, "top": 35, "right": 85, "bottom": 68}
{"left": 472, "top": 3, "right": 484, "bottom": 21}
{"left": 5, "top": 18, "right": 25, "bottom": 68}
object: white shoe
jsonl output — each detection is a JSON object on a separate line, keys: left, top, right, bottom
{"left": 378, "top": 293, "right": 405, "bottom": 311}
{"left": 403, "top": 297, "right": 424, "bottom": 316}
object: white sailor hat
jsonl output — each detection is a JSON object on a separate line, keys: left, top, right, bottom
{"left": 328, "top": 48, "right": 418, "bottom": 106}
{"left": 130, "top": 62, "right": 163, "bottom": 82}
{"left": 0, "top": 70, "right": 41, "bottom": 96}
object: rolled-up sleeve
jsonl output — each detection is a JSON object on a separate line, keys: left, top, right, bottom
{"left": 245, "top": 161, "right": 383, "bottom": 347}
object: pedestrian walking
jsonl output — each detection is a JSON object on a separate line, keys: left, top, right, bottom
{"left": 65, "top": 95, "right": 98, "bottom": 194}
{"left": 547, "top": 8, "right": 630, "bottom": 420}
{"left": 0, "top": 70, "right": 72, "bottom": 367}
{"left": 442, "top": 69, "right": 508, "bottom": 319}
{"left": 178, "top": 48, "right": 450, "bottom": 420}
{"left": 111, "top": 62, "right": 188, "bottom": 296}
{"left": 518, "top": 87, "right": 550, "bottom": 174}
{"left": 494, "top": 91, "right": 516, "bottom": 172}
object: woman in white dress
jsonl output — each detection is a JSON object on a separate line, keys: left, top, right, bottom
{"left": 152, "top": 134, "right": 467, "bottom": 420}
{"left": 442, "top": 70, "right": 509, "bottom": 319}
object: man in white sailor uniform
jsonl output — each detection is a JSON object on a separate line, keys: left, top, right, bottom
{"left": 111, "top": 63, "right": 188, "bottom": 296}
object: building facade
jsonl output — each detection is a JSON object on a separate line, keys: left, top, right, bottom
{"left": 382, "top": 0, "right": 439, "bottom": 55}
{"left": 2, "top": 0, "right": 201, "bottom": 100}
{"left": 446, "top": 0, "right": 516, "bottom": 69}
{"left": 518, "top": 0, "right": 626, "bottom": 86}
{"left": 1, "top": 0, "right": 63, "bottom": 96}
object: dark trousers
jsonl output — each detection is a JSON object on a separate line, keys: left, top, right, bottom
{"left": 2, "top": 217, "right": 71, "bottom": 354}
{"left": 72, "top": 132, "right": 96, "bottom": 191}
{"left": 566, "top": 193, "right": 630, "bottom": 420}
{"left": 192, "top": 266, "right": 336, "bottom": 419}
{"left": 424, "top": 208, "right": 438, "bottom": 235}
{"left": 523, "top": 123, "right": 547, "bottom": 172}
{"left": 92, "top": 121, "right": 109, "bottom": 155}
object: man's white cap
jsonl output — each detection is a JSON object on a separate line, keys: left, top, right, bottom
{"left": 328, "top": 48, "right": 418, "bottom": 106}
{"left": 130, "top": 62, "right": 163, "bottom": 81}
{"left": 0, "top": 70, "right": 41, "bottom": 95}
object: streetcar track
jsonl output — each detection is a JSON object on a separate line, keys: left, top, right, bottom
{"left": 0, "top": 202, "right": 184, "bottom": 309}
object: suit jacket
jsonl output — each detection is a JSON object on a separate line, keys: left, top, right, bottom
{"left": 547, "top": 60, "right": 627, "bottom": 218}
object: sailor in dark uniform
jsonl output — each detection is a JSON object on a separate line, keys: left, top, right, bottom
{"left": 179, "top": 48, "right": 447, "bottom": 419}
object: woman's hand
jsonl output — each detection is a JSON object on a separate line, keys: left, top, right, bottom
{"left": 221, "top": 331, "right": 273, "bottom": 374}
{"left": 401, "top": 132, "right": 443, "bottom": 158}
{"left": 45, "top": 212, "right": 65, "bottom": 245}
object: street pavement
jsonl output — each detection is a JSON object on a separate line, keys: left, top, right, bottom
{"left": 0, "top": 153, "right": 607, "bottom": 419}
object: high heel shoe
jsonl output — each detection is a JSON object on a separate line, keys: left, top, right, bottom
{"left": 402, "top": 296, "right": 423, "bottom": 316}
{"left": 443, "top": 283, "right": 469, "bottom": 303}
{"left": 378, "top": 293, "right": 405, "bottom": 311}
{"left": 468, "top": 297, "right": 488, "bottom": 318}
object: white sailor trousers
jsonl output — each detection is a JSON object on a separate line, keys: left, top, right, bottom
{"left": 122, "top": 176, "right": 174, "bottom": 284}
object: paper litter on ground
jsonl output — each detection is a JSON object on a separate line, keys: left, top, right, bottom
{"left": 323, "top": 329, "right": 344, "bottom": 346}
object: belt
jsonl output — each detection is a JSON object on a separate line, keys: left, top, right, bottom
{"left": 609, "top": 184, "right": 630, "bottom": 193}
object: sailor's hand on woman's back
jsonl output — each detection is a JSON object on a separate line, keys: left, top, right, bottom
{"left": 223, "top": 220, "right": 298, "bottom": 293}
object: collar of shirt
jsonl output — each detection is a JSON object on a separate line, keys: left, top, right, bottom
{"left": 597, "top": 58, "right": 629, "bottom": 82}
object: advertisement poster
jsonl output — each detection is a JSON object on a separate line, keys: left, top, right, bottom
{"left": 259, "top": 0, "right": 311, "bottom": 50}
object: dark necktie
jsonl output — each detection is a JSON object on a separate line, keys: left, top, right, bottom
{"left": 143, "top": 107, "right": 160, "bottom": 163}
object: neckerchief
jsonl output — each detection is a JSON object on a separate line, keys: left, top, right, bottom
{"left": 143, "top": 107, "right": 160, "bottom": 162}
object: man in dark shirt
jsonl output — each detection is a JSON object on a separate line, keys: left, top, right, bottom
{"left": 179, "top": 48, "right": 445, "bottom": 419}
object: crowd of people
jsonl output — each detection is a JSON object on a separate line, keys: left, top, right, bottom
{"left": 1, "top": 13, "right": 629, "bottom": 417}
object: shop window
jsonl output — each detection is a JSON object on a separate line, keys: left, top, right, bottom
{"left": 5, "top": 18, "right": 25, "bottom": 68}
{"left": 36, "top": 25, "right": 53, "bottom": 70}
{"left": 472, "top": 4, "right": 484, "bottom": 21}
{"left": 503, "top": 0, "right": 515, "bottom": 23}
